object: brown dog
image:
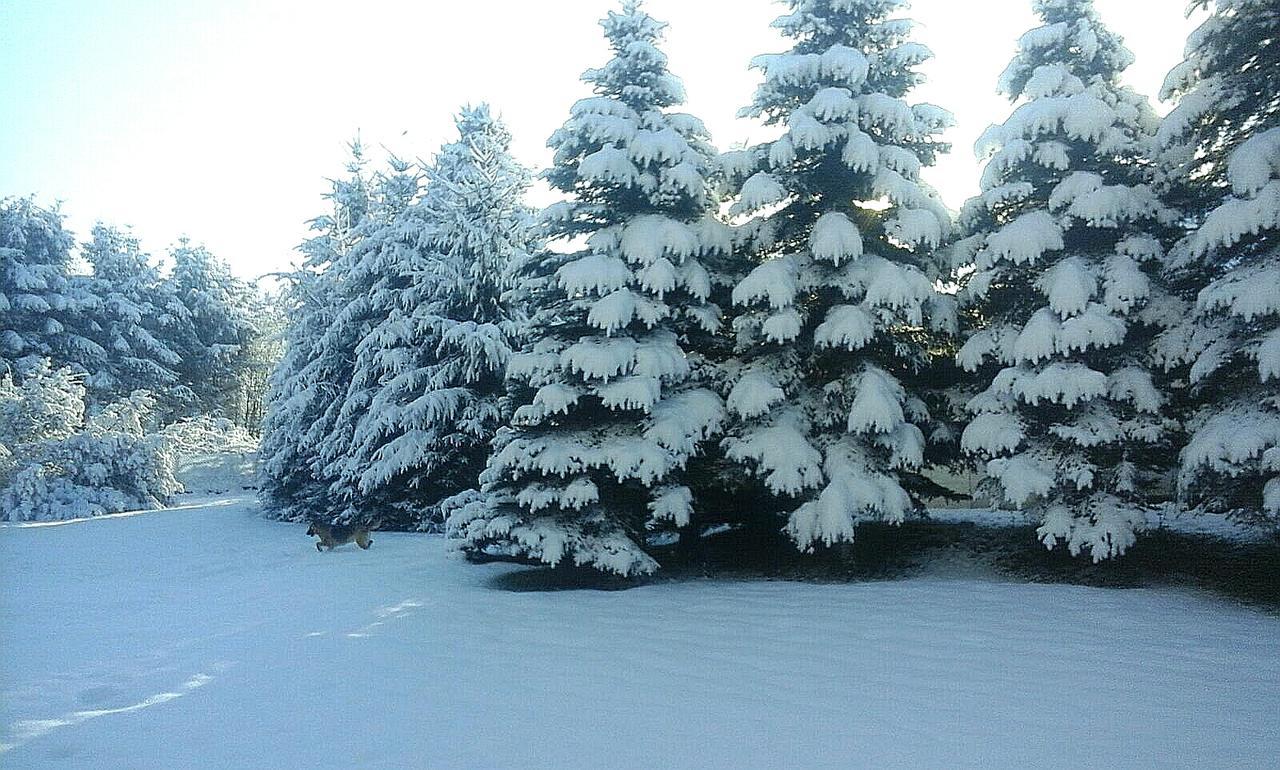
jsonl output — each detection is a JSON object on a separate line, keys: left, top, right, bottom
{"left": 306, "top": 522, "right": 372, "bottom": 552}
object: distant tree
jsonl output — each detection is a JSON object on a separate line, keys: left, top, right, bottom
{"left": 78, "top": 224, "right": 190, "bottom": 413}
{"left": 168, "top": 239, "right": 259, "bottom": 420}
{"left": 0, "top": 197, "right": 102, "bottom": 378}
{"left": 233, "top": 289, "right": 286, "bottom": 433}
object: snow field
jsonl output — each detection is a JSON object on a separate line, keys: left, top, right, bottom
{"left": 3, "top": 495, "right": 1279, "bottom": 768}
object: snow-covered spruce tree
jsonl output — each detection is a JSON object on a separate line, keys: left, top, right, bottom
{"left": 257, "top": 270, "right": 333, "bottom": 521}
{"left": 449, "top": 3, "right": 730, "bottom": 575}
{"left": 0, "top": 197, "right": 102, "bottom": 378}
{"left": 259, "top": 144, "right": 372, "bottom": 521}
{"left": 296, "top": 156, "right": 422, "bottom": 524}
{"left": 0, "top": 360, "right": 179, "bottom": 522}
{"left": 1154, "top": 0, "right": 1280, "bottom": 524}
{"left": 715, "top": 0, "right": 955, "bottom": 550}
{"left": 168, "top": 239, "right": 259, "bottom": 419}
{"left": 79, "top": 224, "right": 190, "bottom": 412}
{"left": 332, "top": 106, "right": 536, "bottom": 530}
{"left": 954, "top": 0, "right": 1177, "bottom": 560}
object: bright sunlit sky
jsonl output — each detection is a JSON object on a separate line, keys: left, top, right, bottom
{"left": 0, "top": 0, "right": 1200, "bottom": 282}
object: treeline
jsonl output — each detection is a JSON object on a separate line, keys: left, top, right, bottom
{"left": 0, "top": 199, "right": 280, "bottom": 520}
{"left": 252, "top": 0, "right": 1274, "bottom": 573}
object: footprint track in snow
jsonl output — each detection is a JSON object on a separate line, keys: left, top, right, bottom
{"left": 345, "top": 598, "right": 426, "bottom": 638}
{"left": 0, "top": 673, "right": 214, "bottom": 754}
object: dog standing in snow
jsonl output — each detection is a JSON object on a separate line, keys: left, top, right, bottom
{"left": 306, "top": 521, "right": 373, "bottom": 552}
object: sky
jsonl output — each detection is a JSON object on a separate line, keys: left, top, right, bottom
{"left": 0, "top": 0, "right": 1201, "bottom": 283}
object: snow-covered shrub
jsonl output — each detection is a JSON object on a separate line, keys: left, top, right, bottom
{"left": 0, "top": 359, "right": 82, "bottom": 444}
{"left": 162, "top": 415, "right": 259, "bottom": 460}
{"left": 0, "top": 360, "right": 180, "bottom": 522}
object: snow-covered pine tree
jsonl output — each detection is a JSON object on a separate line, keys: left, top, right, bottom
{"left": 79, "top": 224, "right": 190, "bottom": 413}
{"left": 259, "top": 144, "right": 372, "bottom": 521}
{"left": 0, "top": 197, "right": 102, "bottom": 378}
{"left": 716, "top": 0, "right": 955, "bottom": 550}
{"left": 1154, "top": 0, "right": 1280, "bottom": 524}
{"left": 168, "top": 239, "right": 259, "bottom": 419}
{"left": 449, "top": 3, "right": 729, "bottom": 574}
{"left": 334, "top": 106, "right": 536, "bottom": 530}
{"left": 301, "top": 158, "right": 422, "bottom": 524}
{"left": 298, "top": 155, "right": 421, "bottom": 524}
{"left": 954, "top": 0, "right": 1177, "bottom": 560}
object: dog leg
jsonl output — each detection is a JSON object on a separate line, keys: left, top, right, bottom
{"left": 315, "top": 541, "right": 323, "bottom": 552}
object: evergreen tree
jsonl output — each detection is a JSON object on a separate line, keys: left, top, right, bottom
{"left": 302, "top": 156, "right": 421, "bottom": 524}
{"left": 668, "top": 153, "right": 760, "bottom": 555}
{"left": 716, "top": 0, "right": 955, "bottom": 550}
{"left": 169, "top": 239, "right": 259, "bottom": 419}
{"left": 449, "top": 3, "right": 729, "bottom": 574}
{"left": 332, "top": 106, "right": 536, "bottom": 530}
{"left": 79, "top": 224, "right": 190, "bottom": 412}
{"left": 0, "top": 197, "right": 102, "bottom": 377}
{"left": 954, "top": 0, "right": 1176, "bottom": 560}
{"left": 1154, "top": 0, "right": 1280, "bottom": 523}
{"left": 260, "top": 143, "right": 372, "bottom": 521}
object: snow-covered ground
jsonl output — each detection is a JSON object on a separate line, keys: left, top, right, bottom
{"left": 3, "top": 489, "right": 1279, "bottom": 768}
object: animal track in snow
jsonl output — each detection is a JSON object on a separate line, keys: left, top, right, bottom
{"left": 346, "top": 599, "right": 424, "bottom": 638}
{"left": 0, "top": 674, "right": 213, "bottom": 754}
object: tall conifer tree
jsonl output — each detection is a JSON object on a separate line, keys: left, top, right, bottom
{"left": 1155, "top": 0, "right": 1280, "bottom": 523}
{"left": 0, "top": 198, "right": 101, "bottom": 378}
{"left": 332, "top": 106, "right": 537, "bottom": 529}
{"left": 169, "top": 240, "right": 259, "bottom": 417}
{"left": 718, "top": 0, "right": 955, "bottom": 550}
{"left": 450, "top": 3, "right": 730, "bottom": 574}
{"left": 954, "top": 0, "right": 1176, "bottom": 559}
{"left": 260, "top": 145, "right": 372, "bottom": 520}
{"left": 80, "top": 224, "right": 189, "bottom": 411}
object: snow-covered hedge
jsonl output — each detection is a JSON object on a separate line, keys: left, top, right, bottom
{"left": 0, "top": 360, "right": 181, "bottom": 521}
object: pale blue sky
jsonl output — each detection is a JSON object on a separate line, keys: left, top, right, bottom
{"left": 0, "top": 0, "right": 1199, "bottom": 281}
